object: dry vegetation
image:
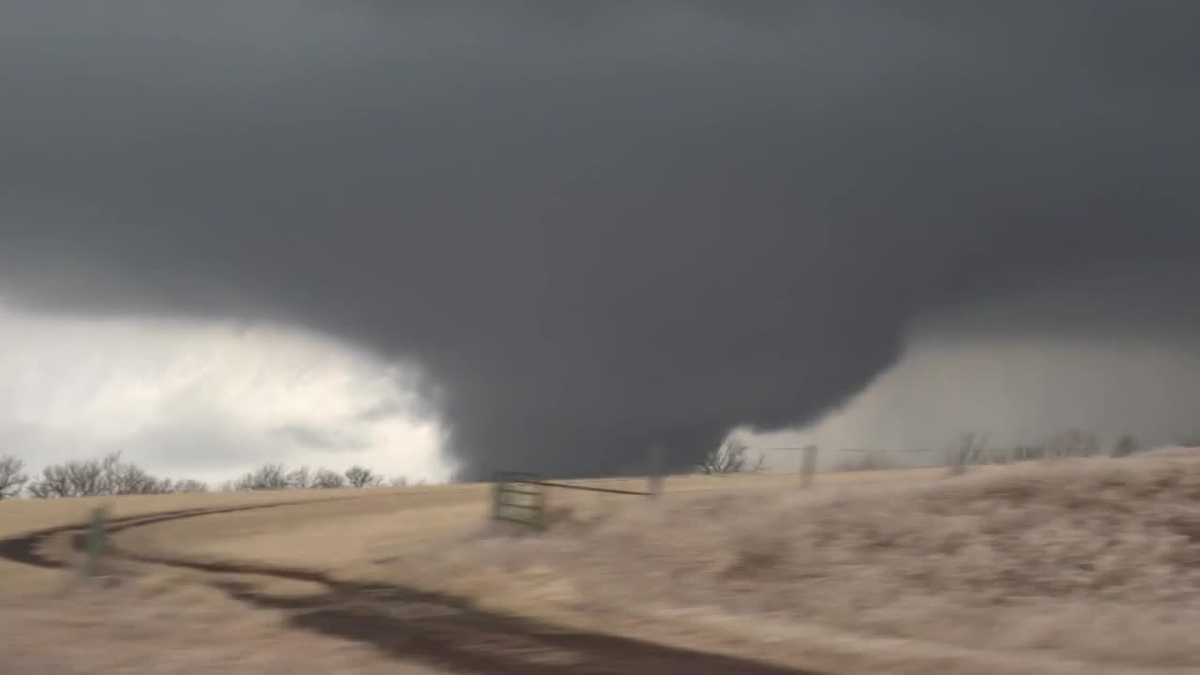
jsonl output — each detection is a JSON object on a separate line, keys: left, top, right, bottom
{"left": 0, "top": 572, "right": 441, "bottom": 674}
{"left": 5, "top": 456, "right": 1200, "bottom": 673}
{"left": 0, "top": 485, "right": 425, "bottom": 593}
{"left": 358, "top": 451, "right": 1200, "bottom": 673}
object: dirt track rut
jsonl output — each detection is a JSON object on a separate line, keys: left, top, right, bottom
{"left": 1, "top": 502, "right": 823, "bottom": 675}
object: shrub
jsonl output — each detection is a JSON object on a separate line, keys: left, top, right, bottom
{"left": 345, "top": 465, "right": 383, "bottom": 488}
{"left": 696, "top": 439, "right": 763, "bottom": 474}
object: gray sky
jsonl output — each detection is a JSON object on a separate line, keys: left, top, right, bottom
{"left": 2, "top": 2, "right": 1199, "bottom": 479}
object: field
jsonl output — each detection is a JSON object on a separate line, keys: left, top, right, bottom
{"left": 2, "top": 456, "right": 1199, "bottom": 674}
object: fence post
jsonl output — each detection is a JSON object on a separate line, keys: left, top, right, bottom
{"left": 534, "top": 485, "right": 547, "bottom": 530}
{"left": 647, "top": 446, "right": 665, "bottom": 498}
{"left": 800, "top": 445, "right": 819, "bottom": 488}
{"left": 82, "top": 506, "right": 108, "bottom": 579}
{"left": 491, "top": 479, "right": 504, "bottom": 521}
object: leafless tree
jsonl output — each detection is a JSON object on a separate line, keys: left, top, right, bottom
{"left": 68, "top": 459, "right": 107, "bottom": 495}
{"left": 963, "top": 432, "right": 989, "bottom": 465}
{"left": 170, "top": 479, "right": 209, "bottom": 493}
{"left": 26, "top": 481, "right": 52, "bottom": 499}
{"left": 26, "top": 452, "right": 182, "bottom": 497}
{"left": 312, "top": 468, "right": 346, "bottom": 489}
{"left": 344, "top": 465, "right": 382, "bottom": 488}
{"left": 234, "top": 463, "right": 290, "bottom": 490}
{"left": 103, "top": 452, "right": 169, "bottom": 494}
{"left": 947, "top": 432, "right": 989, "bottom": 475}
{"left": 696, "top": 438, "right": 756, "bottom": 474}
{"left": 29, "top": 458, "right": 104, "bottom": 497}
{"left": 0, "top": 455, "right": 28, "bottom": 499}
{"left": 389, "top": 475, "right": 409, "bottom": 488}
{"left": 1112, "top": 434, "right": 1141, "bottom": 458}
{"left": 286, "top": 466, "right": 312, "bottom": 489}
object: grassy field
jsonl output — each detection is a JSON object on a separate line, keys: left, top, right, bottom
{"left": 0, "top": 578, "right": 445, "bottom": 675}
{"left": 3, "top": 459, "right": 1198, "bottom": 673}
{"left": 0, "top": 485, "right": 417, "bottom": 594}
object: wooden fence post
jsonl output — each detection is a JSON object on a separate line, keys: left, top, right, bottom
{"left": 491, "top": 479, "right": 504, "bottom": 520}
{"left": 801, "top": 445, "right": 819, "bottom": 488}
{"left": 82, "top": 506, "right": 108, "bottom": 579}
{"left": 647, "top": 446, "right": 665, "bottom": 498}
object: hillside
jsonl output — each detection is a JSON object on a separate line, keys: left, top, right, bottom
{"left": 363, "top": 451, "right": 1200, "bottom": 673}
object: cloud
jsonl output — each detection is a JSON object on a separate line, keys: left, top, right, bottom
{"left": 1, "top": 2, "right": 1198, "bottom": 477}
{"left": 0, "top": 305, "right": 449, "bottom": 484}
{"left": 271, "top": 424, "right": 369, "bottom": 451}
{"left": 752, "top": 279, "right": 1200, "bottom": 465}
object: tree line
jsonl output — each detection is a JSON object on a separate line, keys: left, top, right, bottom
{"left": 220, "top": 463, "right": 409, "bottom": 491}
{"left": 0, "top": 452, "right": 411, "bottom": 500}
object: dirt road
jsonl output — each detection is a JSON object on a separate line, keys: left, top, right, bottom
{"left": 0, "top": 500, "right": 821, "bottom": 675}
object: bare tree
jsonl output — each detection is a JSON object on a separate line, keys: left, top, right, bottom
{"left": 29, "top": 458, "right": 104, "bottom": 497}
{"left": 103, "top": 452, "right": 168, "bottom": 494}
{"left": 234, "top": 463, "right": 290, "bottom": 491}
{"left": 286, "top": 466, "right": 312, "bottom": 489}
{"left": 1112, "top": 434, "right": 1141, "bottom": 458}
{"left": 312, "top": 468, "right": 346, "bottom": 489}
{"left": 27, "top": 467, "right": 65, "bottom": 497}
{"left": 963, "top": 432, "right": 989, "bottom": 465}
{"left": 0, "top": 455, "right": 28, "bottom": 499}
{"left": 170, "top": 479, "right": 209, "bottom": 493}
{"left": 26, "top": 452, "right": 181, "bottom": 497}
{"left": 948, "top": 433, "right": 989, "bottom": 475}
{"left": 696, "top": 438, "right": 754, "bottom": 474}
{"left": 389, "top": 475, "right": 409, "bottom": 488}
{"left": 26, "top": 480, "right": 53, "bottom": 499}
{"left": 68, "top": 458, "right": 107, "bottom": 496}
{"left": 344, "top": 465, "right": 382, "bottom": 488}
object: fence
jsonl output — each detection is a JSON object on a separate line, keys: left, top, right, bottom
{"left": 493, "top": 443, "right": 831, "bottom": 530}
{"left": 751, "top": 445, "right": 821, "bottom": 487}
{"left": 491, "top": 471, "right": 653, "bottom": 530}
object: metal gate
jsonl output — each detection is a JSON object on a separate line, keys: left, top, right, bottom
{"left": 491, "top": 472, "right": 547, "bottom": 529}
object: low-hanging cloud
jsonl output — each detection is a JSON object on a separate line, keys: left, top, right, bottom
{"left": 751, "top": 274, "right": 1200, "bottom": 466}
{"left": 1, "top": 2, "right": 1198, "bottom": 478}
{"left": 0, "top": 305, "right": 447, "bottom": 484}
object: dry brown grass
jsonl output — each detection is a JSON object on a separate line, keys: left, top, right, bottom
{"left": 100, "top": 471, "right": 934, "bottom": 572}
{"left": 0, "top": 486, "right": 401, "bottom": 594}
{"left": 355, "top": 452, "right": 1200, "bottom": 673}
{"left": 11, "top": 461, "right": 1197, "bottom": 673}
{"left": 0, "top": 571, "right": 441, "bottom": 674}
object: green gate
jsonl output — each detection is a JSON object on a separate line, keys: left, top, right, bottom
{"left": 491, "top": 472, "right": 547, "bottom": 530}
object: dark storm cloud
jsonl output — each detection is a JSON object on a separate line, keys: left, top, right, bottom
{"left": 2, "top": 2, "right": 1198, "bottom": 477}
